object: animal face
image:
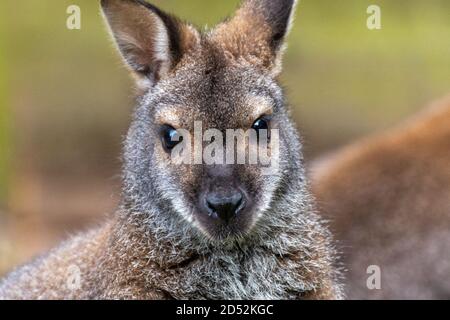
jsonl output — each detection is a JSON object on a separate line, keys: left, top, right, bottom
{"left": 102, "top": 0, "right": 301, "bottom": 241}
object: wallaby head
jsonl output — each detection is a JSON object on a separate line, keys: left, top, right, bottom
{"left": 101, "top": 0, "right": 306, "bottom": 244}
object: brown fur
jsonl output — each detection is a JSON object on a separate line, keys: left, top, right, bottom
{"left": 0, "top": 212, "right": 340, "bottom": 299}
{"left": 311, "top": 95, "right": 450, "bottom": 299}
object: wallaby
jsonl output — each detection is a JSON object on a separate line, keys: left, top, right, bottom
{"left": 311, "top": 95, "right": 450, "bottom": 299}
{"left": 0, "top": 0, "right": 343, "bottom": 299}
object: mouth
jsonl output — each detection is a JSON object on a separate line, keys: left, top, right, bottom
{"left": 194, "top": 203, "right": 256, "bottom": 241}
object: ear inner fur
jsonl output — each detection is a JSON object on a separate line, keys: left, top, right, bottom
{"left": 101, "top": 0, "right": 199, "bottom": 85}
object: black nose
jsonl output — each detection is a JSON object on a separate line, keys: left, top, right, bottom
{"left": 206, "top": 191, "right": 244, "bottom": 222}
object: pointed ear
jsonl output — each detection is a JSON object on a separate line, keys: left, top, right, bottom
{"left": 213, "top": 0, "right": 297, "bottom": 75}
{"left": 101, "top": 0, "right": 198, "bottom": 87}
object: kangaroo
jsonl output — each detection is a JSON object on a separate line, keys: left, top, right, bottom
{"left": 311, "top": 95, "right": 450, "bottom": 299}
{"left": 0, "top": 0, "right": 343, "bottom": 299}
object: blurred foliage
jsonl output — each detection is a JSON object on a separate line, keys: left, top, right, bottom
{"left": 0, "top": 1, "right": 11, "bottom": 203}
{"left": 284, "top": 0, "right": 450, "bottom": 152}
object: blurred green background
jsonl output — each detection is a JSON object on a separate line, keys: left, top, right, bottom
{"left": 0, "top": 0, "right": 449, "bottom": 275}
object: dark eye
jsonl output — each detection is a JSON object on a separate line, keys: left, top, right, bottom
{"left": 161, "top": 125, "right": 183, "bottom": 151}
{"left": 252, "top": 117, "right": 270, "bottom": 140}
